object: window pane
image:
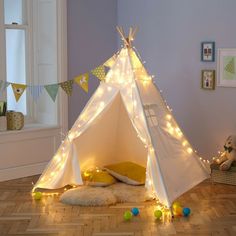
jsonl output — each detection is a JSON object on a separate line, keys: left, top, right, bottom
{"left": 4, "top": 0, "right": 26, "bottom": 24}
{"left": 6, "top": 29, "right": 27, "bottom": 114}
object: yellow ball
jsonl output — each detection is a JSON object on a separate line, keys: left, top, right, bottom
{"left": 34, "top": 192, "right": 42, "bottom": 200}
{"left": 172, "top": 201, "right": 181, "bottom": 211}
{"left": 174, "top": 206, "right": 183, "bottom": 216}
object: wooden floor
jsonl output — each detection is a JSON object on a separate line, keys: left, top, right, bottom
{"left": 0, "top": 176, "right": 236, "bottom": 236}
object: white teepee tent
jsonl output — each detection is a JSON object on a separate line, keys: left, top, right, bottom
{"left": 33, "top": 27, "right": 209, "bottom": 207}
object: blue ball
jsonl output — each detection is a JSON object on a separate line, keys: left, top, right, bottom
{"left": 183, "top": 207, "right": 191, "bottom": 217}
{"left": 131, "top": 207, "right": 139, "bottom": 216}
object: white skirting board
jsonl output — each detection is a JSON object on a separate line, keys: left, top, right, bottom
{"left": 0, "top": 161, "right": 48, "bottom": 182}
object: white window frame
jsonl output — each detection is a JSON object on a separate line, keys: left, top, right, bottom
{"left": 0, "top": 0, "right": 68, "bottom": 135}
{"left": 1, "top": 0, "right": 34, "bottom": 122}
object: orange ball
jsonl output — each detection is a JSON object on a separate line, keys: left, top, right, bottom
{"left": 174, "top": 206, "right": 183, "bottom": 216}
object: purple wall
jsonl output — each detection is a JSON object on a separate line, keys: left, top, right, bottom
{"left": 118, "top": 0, "right": 236, "bottom": 158}
{"left": 67, "top": 0, "right": 117, "bottom": 127}
{"left": 67, "top": 0, "right": 236, "bottom": 159}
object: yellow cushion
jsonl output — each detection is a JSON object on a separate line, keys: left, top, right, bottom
{"left": 104, "top": 162, "right": 146, "bottom": 185}
{"left": 83, "top": 170, "right": 116, "bottom": 187}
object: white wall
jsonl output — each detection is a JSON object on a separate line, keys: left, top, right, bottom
{"left": 118, "top": 0, "right": 236, "bottom": 159}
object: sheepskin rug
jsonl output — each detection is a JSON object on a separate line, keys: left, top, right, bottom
{"left": 60, "top": 183, "right": 152, "bottom": 206}
{"left": 60, "top": 186, "right": 117, "bottom": 206}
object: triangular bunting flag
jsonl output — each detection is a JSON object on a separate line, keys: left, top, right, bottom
{"left": 74, "top": 73, "right": 89, "bottom": 93}
{"left": 224, "top": 57, "right": 235, "bottom": 74}
{"left": 28, "top": 85, "right": 44, "bottom": 102}
{"left": 0, "top": 81, "right": 10, "bottom": 91}
{"left": 91, "top": 65, "right": 106, "bottom": 81}
{"left": 11, "top": 83, "right": 27, "bottom": 102}
{"left": 60, "top": 80, "right": 74, "bottom": 96}
{"left": 44, "top": 84, "right": 59, "bottom": 102}
{"left": 104, "top": 55, "right": 117, "bottom": 68}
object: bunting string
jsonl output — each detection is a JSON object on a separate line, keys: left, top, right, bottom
{"left": 0, "top": 53, "right": 117, "bottom": 103}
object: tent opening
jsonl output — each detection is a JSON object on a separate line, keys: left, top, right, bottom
{"left": 73, "top": 92, "right": 148, "bottom": 173}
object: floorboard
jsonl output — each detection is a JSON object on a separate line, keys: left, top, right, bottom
{"left": 0, "top": 176, "right": 236, "bottom": 235}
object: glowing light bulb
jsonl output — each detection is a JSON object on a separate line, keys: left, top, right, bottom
{"left": 107, "top": 86, "right": 112, "bottom": 91}
{"left": 166, "top": 122, "right": 171, "bottom": 128}
{"left": 99, "top": 102, "right": 105, "bottom": 108}
{"left": 175, "top": 128, "right": 183, "bottom": 137}
{"left": 166, "top": 114, "right": 172, "bottom": 120}
{"left": 175, "top": 127, "right": 180, "bottom": 133}
{"left": 143, "top": 80, "right": 148, "bottom": 86}
{"left": 68, "top": 132, "right": 75, "bottom": 140}
{"left": 55, "top": 155, "right": 60, "bottom": 162}
{"left": 169, "top": 127, "right": 174, "bottom": 134}
{"left": 187, "top": 148, "right": 193, "bottom": 154}
{"left": 97, "top": 88, "right": 104, "bottom": 96}
{"left": 182, "top": 140, "right": 187, "bottom": 147}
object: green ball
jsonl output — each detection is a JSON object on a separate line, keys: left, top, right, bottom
{"left": 34, "top": 192, "right": 42, "bottom": 200}
{"left": 154, "top": 210, "right": 162, "bottom": 219}
{"left": 124, "top": 211, "right": 133, "bottom": 221}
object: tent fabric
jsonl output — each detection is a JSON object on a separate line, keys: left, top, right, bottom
{"left": 34, "top": 48, "right": 209, "bottom": 207}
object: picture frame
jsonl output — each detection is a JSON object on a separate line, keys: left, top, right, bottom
{"left": 217, "top": 48, "right": 236, "bottom": 87}
{"left": 201, "top": 70, "right": 215, "bottom": 90}
{"left": 201, "top": 42, "right": 215, "bottom": 62}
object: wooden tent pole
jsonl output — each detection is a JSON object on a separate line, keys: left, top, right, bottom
{"left": 131, "top": 26, "right": 138, "bottom": 41}
{"left": 116, "top": 26, "right": 130, "bottom": 48}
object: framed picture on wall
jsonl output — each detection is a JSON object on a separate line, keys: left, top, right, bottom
{"left": 201, "top": 42, "right": 215, "bottom": 62}
{"left": 201, "top": 70, "right": 215, "bottom": 90}
{"left": 217, "top": 48, "right": 236, "bottom": 87}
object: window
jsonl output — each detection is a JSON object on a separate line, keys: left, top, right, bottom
{"left": 4, "top": 0, "right": 29, "bottom": 115}
{"left": 0, "top": 0, "right": 63, "bottom": 126}
{"left": 144, "top": 104, "right": 158, "bottom": 127}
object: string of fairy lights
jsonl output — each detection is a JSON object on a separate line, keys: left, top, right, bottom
{"left": 32, "top": 41, "right": 222, "bottom": 216}
{"left": 131, "top": 45, "right": 217, "bottom": 168}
